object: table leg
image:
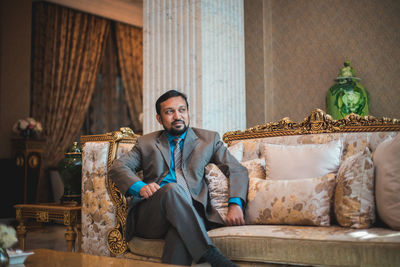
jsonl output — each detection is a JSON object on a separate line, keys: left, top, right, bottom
{"left": 65, "top": 226, "right": 77, "bottom": 252}
{"left": 16, "top": 221, "right": 26, "bottom": 251}
{"left": 76, "top": 223, "right": 82, "bottom": 252}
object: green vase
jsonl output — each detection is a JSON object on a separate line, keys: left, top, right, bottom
{"left": 58, "top": 142, "right": 82, "bottom": 205}
{"left": 326, "top": 61, "right": 369, "bottom": 120}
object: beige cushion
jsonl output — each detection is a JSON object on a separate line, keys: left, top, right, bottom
{"left": 245, "top": 174, "right": 336, "bottom": 226}
{"left": 334, "top": 147, "right": 375, "bottom": 228}
{"left": 208, "top": 225, "right": 400, "bottom": 266}
{"left": 227, "top": 142, "right": 243, "bottom": 162}
{"left": 261, "top": 140, "right": 342, "bottom": 180}
{"left": 204, "top": 163, "right": 229, "bottom": 221}
{"left": 241, "top": 139, "right": 261, "bottom": 161}
{"left": 374, "top": 134, "right": 400, "bottom": 230}
{"left": 241, "top": 158, "right": 266, "bottom": 179}
{"left": 127, "top": 225, "right": 400, "bottom": 266}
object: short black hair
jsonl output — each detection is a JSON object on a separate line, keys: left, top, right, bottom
{"left": 155, "top": 90, "right": 189, "bottom": 115}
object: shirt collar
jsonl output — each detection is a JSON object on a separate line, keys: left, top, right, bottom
{"left": 166, "top": 130, "right": 188, "bottom": 143}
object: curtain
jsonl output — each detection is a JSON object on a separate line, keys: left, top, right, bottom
{"left": 31, "top": 3, "right": 110, "bottom": 201}
{"left": 80, "top": 26, "right": 133, "bottom": 136}
{"left": 115, "top": 22, "right": 143, "bottom": 133}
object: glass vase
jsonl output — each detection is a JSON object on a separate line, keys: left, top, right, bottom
{"left": 326, "top": 61, "right": 369, "bottom": 120}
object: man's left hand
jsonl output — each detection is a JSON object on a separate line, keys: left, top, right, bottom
{"left": 225, "top": 204, "right": 245, "bottom": 226}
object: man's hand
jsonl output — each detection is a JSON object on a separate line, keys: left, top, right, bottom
{"left": 139, "top": 182, "right": 160, "bottom": 199}
{"left": 225, "top": 204, "right": 245, "bottom": 226}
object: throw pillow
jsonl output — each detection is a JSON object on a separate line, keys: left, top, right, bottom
{"left": 261, "top": 140, "right": 342, "bottom": 180}
{"left": 245, "top": 173, "right": 336, "bottom": 226}
{"left": 241, "top": 158, "right": 266, "bottom": 179}
{"left": 373, "top": 133, "right": 400, "bottom": 230}
{"left": 334, "top": 147, "right": 375, "bottom": 228}
{"left": 227, "top": 142, "right": 243, "bottom": 162}
{"left": 342, "top": 136, "right": 369, "bottom": 161}
{"left": 204, "top": 163, "right": 229, "bottom": 222}
{"left": 242, "top": 139, "right": 261, "bottom": 161}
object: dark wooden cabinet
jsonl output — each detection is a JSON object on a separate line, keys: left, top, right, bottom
{"left": 11, "top": 138, "right": 46, "bottom": 204}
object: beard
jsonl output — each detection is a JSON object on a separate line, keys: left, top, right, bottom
{"left": 165, "top": 119, "right": 189, "bottom": 136}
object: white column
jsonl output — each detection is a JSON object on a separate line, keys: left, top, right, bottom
{"left": 143, "top": 0, "right": 245, "bottom": 137}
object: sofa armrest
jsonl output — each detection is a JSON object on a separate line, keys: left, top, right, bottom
{"left": 80, "top": 128, "right": 137, "bottom": 256}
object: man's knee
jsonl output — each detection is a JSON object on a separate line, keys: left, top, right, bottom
{"left": 159, "top": 183, "right": 192, "bottom": 203}
{"left": 161, "top": 182, "right": 186, "bottom": 195}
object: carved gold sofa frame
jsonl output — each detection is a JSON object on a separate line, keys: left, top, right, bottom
{"left": 80, "top": 109, "right": 400, "bottom": 262}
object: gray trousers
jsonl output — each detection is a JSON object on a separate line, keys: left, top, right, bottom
{"left": 134, "top": 183, "right": 213, "bottom": 266}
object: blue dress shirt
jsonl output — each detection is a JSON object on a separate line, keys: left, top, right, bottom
{"left": 128, "top": 131, "right": 243, "bottom": 210}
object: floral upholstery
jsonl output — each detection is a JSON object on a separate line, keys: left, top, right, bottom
{"left": 246, "top": 174, "right": 336, "bottom": 226}
{"left": 81, "top": 141, "right": 114, "bottom": 256}
{"left": 241, "top": 158, "right": 266, "bottom": 180}
{"left": 204, "top": 163, "right": 229, "bottom": 222}
{"left": 335, "top": 147, "right": 375, "bottom": 228}
{"left": 81, "top": 140, "right": 134, "bottom": 256}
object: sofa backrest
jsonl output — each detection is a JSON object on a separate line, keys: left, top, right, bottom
{"left": 223, "top": 109, "right": 399, "bottom": 159}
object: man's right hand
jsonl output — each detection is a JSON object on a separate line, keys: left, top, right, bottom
{"left": 139, "top": 182, "right": 160, "bottom": 199}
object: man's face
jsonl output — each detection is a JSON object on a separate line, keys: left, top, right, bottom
{"left": 156, "top": 96, "right": 190, "bottom": 136}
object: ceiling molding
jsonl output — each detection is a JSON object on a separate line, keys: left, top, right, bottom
{"left": 43, "top": 0, "right": 142, "bottom": 27}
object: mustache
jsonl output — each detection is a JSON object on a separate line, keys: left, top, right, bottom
{"left": 172, "top": 120, "right": 185, "bottom": 125}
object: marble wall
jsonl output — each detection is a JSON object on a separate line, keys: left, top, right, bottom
{"left": 245, "top": 0, "right": 400, "bottom": 127}
{"left": 143, "top": 0, "right": 246, "bottom": 136}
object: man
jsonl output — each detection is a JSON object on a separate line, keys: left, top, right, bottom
{"left": 109, "top": 90, "right": 249, "bottom": 266}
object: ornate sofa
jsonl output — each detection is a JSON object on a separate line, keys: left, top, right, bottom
{"left": 80, "top": 109, "right": 400, "bottom": 266}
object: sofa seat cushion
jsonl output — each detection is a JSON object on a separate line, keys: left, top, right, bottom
{"left": 208, "top": 225, "right": 400, "bottom": 266}
{"left": 128, "top": 225, "right": 400, "bottom": 266}
{"left": 128, "top": 236, "right": 164, "bottom": 259}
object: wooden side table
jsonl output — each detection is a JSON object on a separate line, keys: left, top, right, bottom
{"left": 14, "top": 203, "right": 81, "bottom": 252}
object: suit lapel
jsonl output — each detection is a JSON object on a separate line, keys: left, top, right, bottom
{"left": 155, "top": 131, "right": 171, "bottom": 169}
{"left": 182, "top": 128, "right": 199, "bottom": 165}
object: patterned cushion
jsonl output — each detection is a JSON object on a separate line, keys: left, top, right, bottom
{"left": 246, "top": 174, "right": 336, "bottom": 226}
{"left": 342, "top": 137, "right": 369, "bottom": 160}
{"left": 374, "top": 134, "right": 400, "bottom": 230}
{"left": 261, "top": 140, "right": 342, "bottom": 180}
{"left": 241, "top": 158, "right": 266, "bottom": 179}
{"left": 227, "top": 142, "right": 243, "bottom": 162}
{"left": 204, "top": 163, "right": 229, "bottom": 222}
{"left": 334, "top": 147, "right": 375, "bottom": 228}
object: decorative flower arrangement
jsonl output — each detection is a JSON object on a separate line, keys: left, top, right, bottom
{"left": 0, "top": 224, "right": 17, "bottom": 249}
{"left": 12, "top": 117, "right": 43, "bottom": 138}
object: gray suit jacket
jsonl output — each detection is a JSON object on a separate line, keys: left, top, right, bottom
{"left": 109, "top": 127, "right": 249, "bottom": 235}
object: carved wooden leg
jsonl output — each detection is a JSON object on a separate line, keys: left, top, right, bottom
{"left": 65, "top": 226, "right": 77, "bottom": 252}
{"left": 16, "top": 221, "right": 26, "bottom": 251}
{"left": 76, "top": 223, "right": 82, "bottom": 252}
